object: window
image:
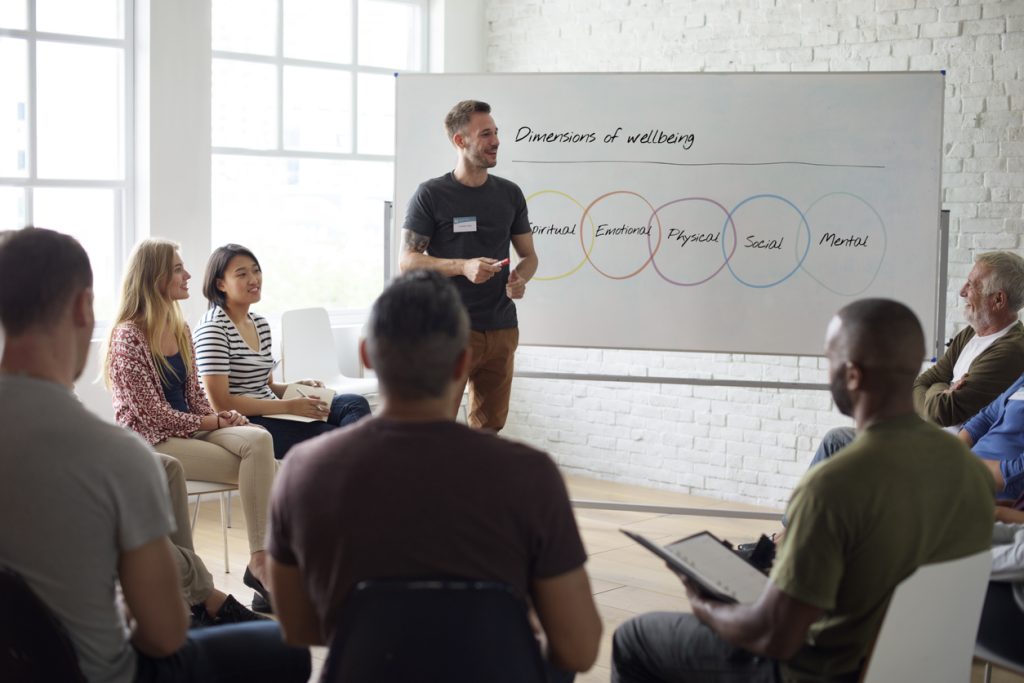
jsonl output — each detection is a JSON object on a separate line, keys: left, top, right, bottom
{"left": 0, "top": 0, "right": 132, "bottom": 321}
{"left": 211, "top": 0, "right": 426, "bottom": 315}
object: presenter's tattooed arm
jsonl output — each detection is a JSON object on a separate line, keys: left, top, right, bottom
{"left": 399, "top": 229, "right": 501, "bottom": 284}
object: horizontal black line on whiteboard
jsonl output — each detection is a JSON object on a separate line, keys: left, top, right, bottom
{"left": 512, "top": 159, "right": 885, "bottom": 169}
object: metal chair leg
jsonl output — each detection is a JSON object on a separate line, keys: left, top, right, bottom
{"left": 219, "top": 492, "right": 229, "bottom": 573}
{"left": 190, "top": 493, "right": 200, "bottom": 531}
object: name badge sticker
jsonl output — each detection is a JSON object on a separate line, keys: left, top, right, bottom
{"left": 453, "top": 216, "right": 477, "bottom": 233}
{"left": 1009, "top": 389, "right": 1024, "bottom": 401}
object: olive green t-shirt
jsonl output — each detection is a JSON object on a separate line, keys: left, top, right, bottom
{"left": 771, "top": 414, "right": 994, "bottom": 683}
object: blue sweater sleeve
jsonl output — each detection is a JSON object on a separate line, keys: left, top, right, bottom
{"left": 964, "top": 376, "right": 1024, "bottom": 443}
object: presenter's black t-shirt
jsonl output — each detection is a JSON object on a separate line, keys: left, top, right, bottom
{"left": 403, "top": 172, "right": 531, "bottom": 331}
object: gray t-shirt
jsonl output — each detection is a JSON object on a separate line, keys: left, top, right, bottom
{"left": 403, "top": 172, "right": 531, "bottom": 331}
{"left": 0, "top": 374, "right": 175, "bottom": 683}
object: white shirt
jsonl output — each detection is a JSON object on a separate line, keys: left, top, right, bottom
{"left": 950, "top": 320, "right": 1018, "bottom": 384}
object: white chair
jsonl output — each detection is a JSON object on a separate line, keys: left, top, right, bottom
{"left": 861, "top": 550, "right": 992, "bottom": 683}
{"left": 186, "top": 480, "right": 237, "bottom": 573}
{"left": 279, "top": 308, "right": 379, "bottom": 408}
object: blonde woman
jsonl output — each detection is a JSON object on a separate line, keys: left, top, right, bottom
{"left": 104, "top": 239, "right": 276, "bottom": 612}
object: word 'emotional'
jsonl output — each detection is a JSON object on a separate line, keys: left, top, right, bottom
{"left": 515, "top": 126, "right": 696, "bottom": 148}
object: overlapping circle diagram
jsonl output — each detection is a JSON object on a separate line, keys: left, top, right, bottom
{"left": 527, "top": 189, "right": 887, "bottom": 295}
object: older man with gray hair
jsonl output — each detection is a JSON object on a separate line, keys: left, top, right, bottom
{"left": 810, "top": 250, "right": 1024, "bottom": 467}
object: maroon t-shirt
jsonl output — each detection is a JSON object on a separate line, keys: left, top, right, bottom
{"left": 268, "top": 417, "right": 587, "bottom": 637}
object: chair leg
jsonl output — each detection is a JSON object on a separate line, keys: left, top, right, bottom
{"left": 983, "top": 661, "right": 992, "bottom": 683}
{"left": 219, "top": 492, "right": 229, "bottom": 574}
{"left": 225, "top": 493, "right": 232, "bottom": 528}
{"left": 191, "top": 494, "right": 201, "bottom": 531}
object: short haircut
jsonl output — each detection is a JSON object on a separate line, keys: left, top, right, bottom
{"left": 975, "top": 251, "right": 1024, "bottom": 311}
{"left": 444, "top": 100, "right": 491, "bottom": 141}
{"left": 834, "top": 298, "right": 925, "bottom": 379}
{"left": 365, "top": 270, "right": 469, "bottom": 399}
{"left": 203, "top": 243, "right": 261, "bottom": 309}
{"left": 0, "top": 226, "right": 92, "bottom": 336}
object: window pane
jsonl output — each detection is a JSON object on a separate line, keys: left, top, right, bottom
{"left": 0, "top": 1, "right": 27, "bottom": 30}
{"left": 357, "top": 72, "right": 394, "bottom": 155}
{"left": 0, "top": 38, "right": 28, "bottom": 177}
{"left": 0, "top": 187, "right": 26, "bottom": 229}
{"left": 212, "top": 155, "right": 392, "bottom": 311}
{"left": 212, "top": 0, "right": 276, "bottom": 56}
{"left": 212, "top": 59, "right": 277, "bottom": 149}
{"left": 358, "top": 0, "right": 422, "bottom": 70}
{"left": 284, "top": 66, "right": 351, "bottom": 153}
{"left": 37, "top": 0, "right": 123, "bottom": 39}
{"left": 33, "top": 187, "right": 118, "bottom": 320}
{"left": 284, "top": 0, "right": 352, "bottom": 64}
{"left": 36, "top": 42, "right": 123, "bottom": 179}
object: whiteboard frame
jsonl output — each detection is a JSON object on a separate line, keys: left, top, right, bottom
{"left": 393, "top": 71, "right": 947, "bottom": 358}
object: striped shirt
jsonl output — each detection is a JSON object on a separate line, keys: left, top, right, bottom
{"left": 193, "top": 306, "right": 277, "bottom": 400}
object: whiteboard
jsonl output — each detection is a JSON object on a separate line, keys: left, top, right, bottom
{"left": 394, "top": 73, "right": 944, "bottom": 356}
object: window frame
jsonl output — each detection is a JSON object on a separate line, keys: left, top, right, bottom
{"left": 210, "top": 0, "right": 428, "bottom": 322}
{"left": 0, "top": 0, "right": 135, "bottom": 311}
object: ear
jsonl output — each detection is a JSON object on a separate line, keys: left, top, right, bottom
{"left": 70, "top": 287, "right": 93, "bottom": 328}
{"left": 452, "top": 345, "right": 471, "bottom": 382}
{"left": 358, "top": 338, "right": 373, "bottom": 371}
{"left": 845, "top": 362, "right": 864, "bottom": 392}
{"left": 452, "top": 131, "right": 465, "bottom": 149}
{"left": 992, "top": 289, "right": 1007, "bottom": 310}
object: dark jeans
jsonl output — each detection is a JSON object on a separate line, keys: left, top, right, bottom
{"left": 250, "top": 393, "right": 371, "bottom": 459}
{"left": 976, "top": 581, "right": 1024, "bottom": 662}
{"left": 612, "top": 612, "right": 780, "bottom": 683}
{"left": 135, "top": 621, "right": 310, "bottom": 683}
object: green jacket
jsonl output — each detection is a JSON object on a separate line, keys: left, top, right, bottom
{"left": 912, "top": 321, "right": 1024, "bottom": 427}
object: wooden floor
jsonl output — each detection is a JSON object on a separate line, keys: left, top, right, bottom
{"left": 190, "top": 474, "right": 1023, "bottom": 683}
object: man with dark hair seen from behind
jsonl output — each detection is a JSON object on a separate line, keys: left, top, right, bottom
{"left": 400, "top": 99, "right": 539, "bottom": 431}
{"left": 268, "top": 270, "right": 601, "bottom": 680}
{"left": 0, "top": 227, "right": 310, "bottom": 683}
{"left": 612, "top": 298, "right": 995, "bottom": 682}
{"left": 811, "top": 250, "right": 1024, "bottom": 465}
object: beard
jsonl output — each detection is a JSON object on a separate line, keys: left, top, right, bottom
{"left": 468, "top": 147, "right": 497, "bottom": 169}
{"left": 830, "top": 366, "right": 854, "bottom": 417}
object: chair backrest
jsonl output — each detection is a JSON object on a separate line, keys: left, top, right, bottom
{"left": 0, "top": 566, "right": 86, "bottom": 682}
{"left": 280, "top": 307, "right": 342, "bottom": 382}
{"left": 861, "top": 549, "right": 992, "bottom": 683}
{"left": 323, "top": 579, "right": 548, "bottom": 683}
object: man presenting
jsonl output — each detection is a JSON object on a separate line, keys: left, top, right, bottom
{"left": 613, "top": 299, "right": 994, "bottom": 682}
{"left": 400, "top": 99, "right": 538, "bottom": 431}
{"left": 268, "top": 270, "right": 601, "bottom": 678}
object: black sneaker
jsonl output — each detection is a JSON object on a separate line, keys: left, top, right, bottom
{"left": 190, "top": 594, "right": 269, "bottom": 629}
{"left": 213, "top": 594, "right": 269, "bottom": 624}
{"left": 190, "top": 603, "right": 215, "bottom": 629}
{"left": 251, "top": 591, "right": 272, "bottom": 614}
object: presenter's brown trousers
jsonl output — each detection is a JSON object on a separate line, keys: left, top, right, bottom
{"left": 454, "top": 326, "right": 519, "bottom": 432}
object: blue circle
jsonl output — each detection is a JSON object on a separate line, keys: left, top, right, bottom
{"left": 720, "top": 194, "right": 812, "bottom": 288}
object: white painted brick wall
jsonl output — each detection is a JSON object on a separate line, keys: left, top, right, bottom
{"left": 486, "top": 0, "right": 1024, "bottom": 510}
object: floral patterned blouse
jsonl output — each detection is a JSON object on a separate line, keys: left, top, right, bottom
{"left": 108, "top": 321, "right": 214, "bottom": 445}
